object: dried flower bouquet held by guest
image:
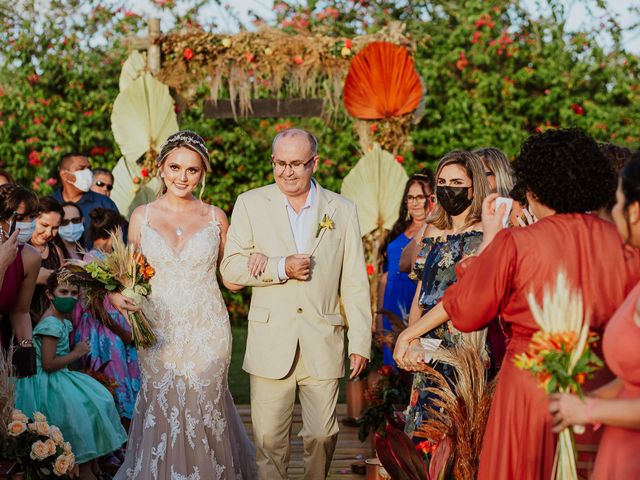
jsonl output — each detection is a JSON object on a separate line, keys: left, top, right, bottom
{"left": 60, "top": 227, "right": 156, "bottom": 348}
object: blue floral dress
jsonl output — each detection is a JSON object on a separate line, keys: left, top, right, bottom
{"left": 14, "top": 316, "right": 128, "bottom": 463}
{"left": 404, "top": 231, "right": 483, "bottom": 438}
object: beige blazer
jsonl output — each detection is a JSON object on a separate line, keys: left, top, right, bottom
{"left": 220, "top": 182, "right": 372, "bottom": 380}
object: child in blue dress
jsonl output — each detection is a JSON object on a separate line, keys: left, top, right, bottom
{"left": 14, "top": 270, "right": 127, "bottom": 480}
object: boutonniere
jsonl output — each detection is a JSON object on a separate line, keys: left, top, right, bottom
{"left": 315, "top": 214, "right": 335, "bottom": 238}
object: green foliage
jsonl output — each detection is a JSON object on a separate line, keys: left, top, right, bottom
{"left": 1, "top": 0, "right": 639, "bottom": 323}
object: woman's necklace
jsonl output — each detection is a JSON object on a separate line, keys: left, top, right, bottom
{"left": 176, "top": 227, "right": 184, "bottom": 237}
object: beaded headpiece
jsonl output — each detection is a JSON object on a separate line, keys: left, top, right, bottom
{"left": 156, "top": 130, "right": 211, "bottom": 172}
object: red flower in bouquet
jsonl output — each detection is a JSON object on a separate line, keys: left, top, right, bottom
{"left": 183, "top": 48, "right": 194, "bottom": 61}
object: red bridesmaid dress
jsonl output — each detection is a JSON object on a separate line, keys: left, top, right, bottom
{"left": 442, "top": 213, "right": 640, "bottom": 480}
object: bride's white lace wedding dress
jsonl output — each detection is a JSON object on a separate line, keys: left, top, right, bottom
{"left": 115, "top": 207, "right": 257, "bottom": 480}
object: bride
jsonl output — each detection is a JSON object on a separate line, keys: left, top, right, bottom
{"left": 111, "top": 131, "right": 257, "bottom": 479}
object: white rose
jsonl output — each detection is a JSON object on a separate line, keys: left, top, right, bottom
{"left": 30, "top": 440, "right": 52, "bottom": 460}
{"left": 49, "top": 426, "right": 65, "bottom": 445}
{"left": 53, "top": 454, "right": 71, "bottom": 477}
{"left": 11, "top": 409, "right": 29, "bottom": 423}
{"left": 7, "top": 420, "right": 27, "bottom": 436}
{"left": 33, "top": 411, "right": 47, "bottom": 422}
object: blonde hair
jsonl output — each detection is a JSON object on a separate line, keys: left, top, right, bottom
{"left": 428, "top": 150, "right": 491, "bottom": 231}
{"left": 475, "top": 147, "right": 514, "bottom": 197}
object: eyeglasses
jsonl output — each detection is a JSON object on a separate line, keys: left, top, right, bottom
{"left": 60, "top": 217, "right": 83, "bottom": 227}
{"left": 406, "top": 194, "right": 427, "bottom": 203}
{"left": 95, "top": 180, "right": 113, "bottom": 191}
{"left": 271, "top": 156, "right": 316, "bottom": 173}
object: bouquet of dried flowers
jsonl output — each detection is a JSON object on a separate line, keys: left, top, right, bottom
{"left": 2, "top": 410, "right": 76, "bottom": 479}
{"left": 61, "top": 228, "right": 156, "bottom": 348}
{"left": 514, "top": 271, "right": 603, "bottom": 480}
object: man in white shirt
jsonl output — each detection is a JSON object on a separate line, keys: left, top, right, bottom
{"left": 221, "top": 128, "right": 372, "bottom": 479}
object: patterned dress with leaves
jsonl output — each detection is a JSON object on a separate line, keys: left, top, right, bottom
{"left": 404, "top": 231, "right": 484, "bottom": 438}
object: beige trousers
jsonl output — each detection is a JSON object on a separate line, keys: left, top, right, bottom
{"left": 250, "top": 351, "right": 340, "bottom": 480}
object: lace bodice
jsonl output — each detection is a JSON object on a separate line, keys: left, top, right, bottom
{"left": 116, "top": 205, "right": 257, "bottom": 480}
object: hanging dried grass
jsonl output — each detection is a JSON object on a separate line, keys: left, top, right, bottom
{"left": 156, "top": 24, "right": 414, "bottom": 118}
{"left": 414, "top": 337, "right": 496, "bottom": 480}
{"left": 0, "top": 347, "right": 15, "bottom": 439}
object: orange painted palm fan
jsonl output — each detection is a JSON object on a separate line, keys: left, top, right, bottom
{"left": 344, "top": 42, "right": 423, "bottom": 120}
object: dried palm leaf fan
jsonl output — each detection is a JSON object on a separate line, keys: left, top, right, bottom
{"left": 110, "top": 72, "right": 179, "bottom": 219}
{"left": 343, "top": 42, "right": 424, "bottom": 153}
{"left": 119, "top": 50, "right": 147, "bottom": 92}
{"left": 341, "top": 144, "right": 408, "bottom": 314}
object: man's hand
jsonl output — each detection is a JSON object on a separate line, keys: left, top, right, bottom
{"left": 248, "top": 253, "right": 268, "bottom": 277}
{"left": 349, "top": 353, "right": 368, "bottom": 379}
{"left": 285, "top": 254, "right": 311, "bottom": 280}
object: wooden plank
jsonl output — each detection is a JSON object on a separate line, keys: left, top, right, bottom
{"left": 203, "top": 98, "right": 324, "bottom": 119}
{"left": 239, "top": 403, "right": 372, "bottom": 479}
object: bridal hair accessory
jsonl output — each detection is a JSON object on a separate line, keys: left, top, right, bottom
{"left": 156, "top": 130, "right": 212, "bottom": 172}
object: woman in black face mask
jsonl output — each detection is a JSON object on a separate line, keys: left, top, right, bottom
{"left": 398, "top": 150, "right": 491, "bottom": 440}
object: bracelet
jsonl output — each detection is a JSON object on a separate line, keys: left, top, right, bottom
{"left": 18, "top": 338, "right": 33, "bottom": 347}
{"left": 585, "top": 398, "right": 602, "bottom": 431}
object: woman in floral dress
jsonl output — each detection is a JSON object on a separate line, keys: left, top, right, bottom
{"left": 401, "top": 151, "right": 491, "bottom": 438}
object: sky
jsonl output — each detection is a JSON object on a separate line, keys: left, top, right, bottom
{"left": 128, "top": 0, "right": 640, "bottom": 53}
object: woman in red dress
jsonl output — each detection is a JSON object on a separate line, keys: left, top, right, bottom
{"left": 396, "top": 129, "right": 640, "bottom": 479}
{"left": 548, "top": 156, "right": 640, "bottom": 479}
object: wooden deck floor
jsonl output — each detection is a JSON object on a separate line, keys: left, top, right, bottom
{"left": 237, "top": 404, "right": 372, "bottom": 479}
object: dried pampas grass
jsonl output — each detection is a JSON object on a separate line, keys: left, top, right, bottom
{"left": 415, "top": 337, "right": 495, "bottom": 480}
{"left": 0, "top": 346, "right": 16, "bottom": 439}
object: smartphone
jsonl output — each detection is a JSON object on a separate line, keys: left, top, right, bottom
{"left": 495, "top": 197, "right": 513, "bottom": 228}
{"left": 7, "top": 212, "right": 17, "bottom": 237}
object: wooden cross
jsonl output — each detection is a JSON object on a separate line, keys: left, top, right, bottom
{"left": 128, "top": 18, "right": 325, "bottom": 119}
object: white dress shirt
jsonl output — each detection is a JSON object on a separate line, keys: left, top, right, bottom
{"left": 277, "top": 181, "right": 317, "bottom": 280}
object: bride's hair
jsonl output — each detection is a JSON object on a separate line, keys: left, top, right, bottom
{"left": 156, "top": 130, "right": 211, "bottom": 198}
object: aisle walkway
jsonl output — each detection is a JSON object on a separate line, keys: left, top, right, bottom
{"left": 237, "top": 404, "right": 372, "bottom": 479}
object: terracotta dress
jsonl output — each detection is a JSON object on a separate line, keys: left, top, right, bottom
{"left": 591, "top": 281, "right": 640, "bottom": 478}
{"left": 442, "top": 213, "right": 640, "bottom": 480}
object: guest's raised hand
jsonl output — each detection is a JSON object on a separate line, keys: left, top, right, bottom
{"left": 248, "top": 252, "right": 268, "bottom": 277}
{"left": 0, "top": 229, "right": 18, "bottom": 270}
{"left": 481, "top": 193, "right": 507, "bottom": 243}
{"left": 285, "top": 254, "right": 311, "bottom": 281}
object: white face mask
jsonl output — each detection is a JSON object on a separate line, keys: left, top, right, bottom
{"left": 71, "top": 168, "right": 93, "bottom": 192}
{"left": 15, "top": 220, "right": 36, "bottom": 245}
{"left": 58, "top": 223, "right": 84, "bottom": 242}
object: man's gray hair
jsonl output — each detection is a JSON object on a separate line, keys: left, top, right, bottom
{"left": 271, "top": 128, "right": 318, "bottom": 157}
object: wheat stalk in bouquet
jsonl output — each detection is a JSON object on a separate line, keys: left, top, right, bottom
{"left": 0, "top": 346, "right": 15, "bottom": 440}
{"left": 415, "top": 336, "right": 496, "bottom": 480}
{"left": 515, "top": 271, "right": 602, "bottom": 480}
{"left": 61, "top": 227, "right": 157, "bottom": 348}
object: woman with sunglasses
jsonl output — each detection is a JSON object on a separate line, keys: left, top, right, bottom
{"left": 56, "top": 201, "right": 84, "bottom": 260}
{"left": 91, "top": 168, "right": 114, "bottom": 198}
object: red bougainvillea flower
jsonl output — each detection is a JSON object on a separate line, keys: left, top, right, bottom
{"left": 456, "top": 51, "right": 468, "bottom": 71}
{"left": 366, "top": 264, "right": 375, "bottom": 275}
{"left": 27, "top": 73, "right": 39, "bottom": 84}
{"left": 472, "top": 31, "right": 482, "bottom": 44}
{"left": 293, "top": 55, "right": 304, "bottom": 65}
{"left": 90, "top": 146, "right": 107, "bottom": 156}
{"left": 475, "top": 13, "right": 495, "bottom": 29}
{"left": 83, "top": 110, "right": 93, "bottom": 117}
{"left": 45, "top": 178, "right": 57, "bottom": 186}
{"left": 28, "top": 151, "right": 42, "bottom": 166}
{"left": 140, "top": 167, "right": 149, "bottom": 178}
{"left": 571, "top": 103, "right": 585, "bottom": 115}
{"left": 395, "top": 155, "right": 404, "bottom": 164}
{"left": 183, "top": 48, "right": 194, "bottom": 61}
{"left": 38, "top": 98, "right": 51, "bottom": 106}
{"left": 33, "top": 115, "right": 44, "bottom": 125}
{"left": 26, "top": 137, "right": 39, "bottom": 144}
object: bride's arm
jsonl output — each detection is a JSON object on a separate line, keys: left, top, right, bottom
{"left": 215, "top": 207, "right": 244, "bottom": 292}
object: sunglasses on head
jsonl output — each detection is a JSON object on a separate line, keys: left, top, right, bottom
{"left": 60, "top": 217, "right": 83, "bottom": 227}
{"left": 95, "top": 180, "right": 113, "bottom": 191}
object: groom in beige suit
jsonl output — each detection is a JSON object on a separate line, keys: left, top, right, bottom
{"left": 221, "top": 128, "right": 372, "bottom": 479}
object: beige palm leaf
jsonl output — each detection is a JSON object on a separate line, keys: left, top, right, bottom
{"left": 340, "top": 143, "right": 408, "bottom": 236}
{"left": 110, "top": 73, "right": 178, "bottom": 219}
{"left": 119, "top": 50, "right": 147, "bottom": 92}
